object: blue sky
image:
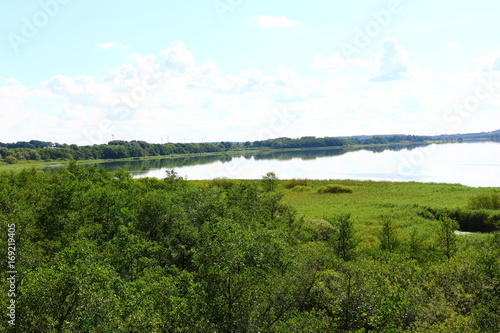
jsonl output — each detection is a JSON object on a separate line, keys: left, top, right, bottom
{"left": 1, "top": 0, "right": 500, "bottom": 144}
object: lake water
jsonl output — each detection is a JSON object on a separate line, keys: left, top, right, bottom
{"left": 83, "top": 142, "right": 500, "bottom": 187}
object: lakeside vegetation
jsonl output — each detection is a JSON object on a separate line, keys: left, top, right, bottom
{"left": 2, "top": 130, "right": 499, "bottom": 169}
{"left": 1, "top": 164, "right": 499, "bottom": 332}
{"left": 0, "top": 135, "right": 441, "bottom": 167}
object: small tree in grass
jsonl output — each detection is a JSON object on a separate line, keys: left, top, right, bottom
{"left": 327, "top": 214, "right": 359, "bottom": 261}
{"left": 379, "top": 218, "right": 399, "bottom": 251}
{"left": 437, "top": 216, "right": 459, "bottom": 259}
{"left": 261, "top": 172, "right": 279, "bottom": 192}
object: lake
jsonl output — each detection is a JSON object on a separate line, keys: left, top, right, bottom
{"left": 80, "top": 142, "right": 500, "bottom": 187}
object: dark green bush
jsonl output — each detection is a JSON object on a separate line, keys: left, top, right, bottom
{"left": 317, "top": 184, "right": 353, "bottom": 194}
{"left": 418, "top": 206, "right": 499, "bottom": 232}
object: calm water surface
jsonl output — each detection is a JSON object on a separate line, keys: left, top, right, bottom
{"left": 84, "top": 142, "right": 500, "bottom": 187}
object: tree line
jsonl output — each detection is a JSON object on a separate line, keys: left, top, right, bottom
{"left": 0, "top": 135, "right": 430, "bottom": 165}
{"left": 0, "top": 140, "right": 232, "bottom": 164}
{"left": 251, "top": 135, "right": 429, "bottom": 149}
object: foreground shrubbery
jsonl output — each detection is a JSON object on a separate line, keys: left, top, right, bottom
{"left": 318, "top": 184, "right": 354, "bottom": 194}
{"left": 0, "top": 165, "right": 499, "bottom": 332}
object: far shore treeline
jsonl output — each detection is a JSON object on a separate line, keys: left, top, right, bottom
{"left": 0, "top": 135, "right": 429, "bottom": 164}
{"left": 0, "top": 130, "right": 499, "bottom": 165}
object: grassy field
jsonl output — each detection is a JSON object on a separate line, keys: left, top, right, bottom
{"left": 284, "top": 180, "right": 485, "bottom": 240}
{"left": 203, "top": 179, "right": 499, "bottom": 247}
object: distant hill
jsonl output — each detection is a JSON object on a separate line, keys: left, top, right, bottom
{"left": 337, "top": 130, "right": 500, "bottom": 142}
{"left": 429, "top": 130, "right": 500, "bottom": 142}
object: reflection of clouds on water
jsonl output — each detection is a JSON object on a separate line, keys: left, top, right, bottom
{"left": 78, "top": 142, "right": 500, "bottom": 187}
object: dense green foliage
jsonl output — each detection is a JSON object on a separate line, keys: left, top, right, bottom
{"left": 0, "top": 140, "right": 232, "bottom": 164}
{"left": 1, "top": 166, "right": 499, "bottom": 332}
{"left": 418, "top": 206, "right": 500, "bottom": 232}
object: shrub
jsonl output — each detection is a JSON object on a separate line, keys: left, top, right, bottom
{"left": 468, "top": 192, "right": 500, "bottom": 210}
{"left": 4, "top": 156, "right": 18, "bottom": 164}
{"left": 291, "top": 185, "right": 310, "bottom": 192}
{"left": 317, "top": 184, "right": 353, "bottom": 194}
{"left": 283, "top": 178, "right": 310, "bottom": 189}
{"left": 210, "top": 177, "right": 239, "bottom": 189}
{"left": 417, "top": 206, "right": 499, "bottom": 232}
{"left": 302, "top": 219, "right": 335, "bottom": 241}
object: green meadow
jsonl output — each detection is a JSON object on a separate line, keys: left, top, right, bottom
{"left": 196, "top": 178, "right": 498, "bottom": 247}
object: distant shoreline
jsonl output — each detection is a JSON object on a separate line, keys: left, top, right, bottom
{"left": 0, "top": 140, "right": 466, "bottom": 172}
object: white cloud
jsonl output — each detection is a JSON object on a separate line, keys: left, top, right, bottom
{"left": 105, "top": 53, "right": 161, "bottom": 92}
{"left": 43, "top": 75, "right": 109, "bottom": 107}
{"left": 95, "top": 42, "right": 131, "bottom": 49}
{"left": 160, "top": 40, "right": 196, "bottom": 73}
{"left": 475, "top": 51, "right": 500, "bottom": 72}
{"left": 312, "top": 53, "right": 371, "bottom": 71}
{"left": 188, "top": 60, "right": 226, "bottom": 90}
{"left": 369, "top": 39, "right": 420, "bottom": 82}
{"left": 5, "top": 39, "right": 488, "bottom": 144}
{"left": 252, "top": 15, "right": 301, "bottom": 28}
{"left": 0, "top": 82, "right": 30, "bottom": 129}
{"left": 446, "top": 42, "right": 459, "bottom": 49}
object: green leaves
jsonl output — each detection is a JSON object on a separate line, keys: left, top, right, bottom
{"left": 2, "top": 164, "right": 499, "bottom": 332}
{"left": 437, "top": 216, "right": 459, "bottom": 259}
{"left": 261, "top": 171, "right": 279, "bottom": 192}
{"left": 326, "top": 214, "right": 359, "bottom": 261}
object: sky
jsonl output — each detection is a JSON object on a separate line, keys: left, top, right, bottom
{"left": 1, "top": 0, "right": 500, "bottom": 145}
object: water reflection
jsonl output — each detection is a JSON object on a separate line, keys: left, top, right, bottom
{"left": 39, "top": 142, "right": 500, "bottom": 187}
{"left": 64, "top": 144, "right": 426, "bottom": 177}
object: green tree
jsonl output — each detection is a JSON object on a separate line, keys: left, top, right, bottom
{"left": 4, "top": 155, "right": 18, "bottom": 164}
{"left": 261, "top": 171, "right": 279, "bottom": 192}
{"left": 437, "top": 216, "right": 459, "bottom": 259}
{"left": 327, "top": 214, "right": 358, "bottom": 261}
{"left": 379, "top": 218, "right": 399, "bottom": 251}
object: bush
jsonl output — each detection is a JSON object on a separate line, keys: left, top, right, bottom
{"left": 317, "top": 184, "right": 353, "bottom": 194}
{"left": 302, "top": 219, "right": 335, "bottom": 241}
{"left": 291, "top": 185, "right": 310, "bottom": 192}
{"left": 468, "top": 192, "right": 500, "bottom": 210}
{"left": 418, "top": 206, "right": 499, "bottom": 232}
{"left": 4, "top": 155, "right": 18, "bottom": 164}
{"left": 210, "top": 177, "right": 239, "bottom": 189}
{"left": 283, "top": 178, "right": 310, "bottom": 189}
